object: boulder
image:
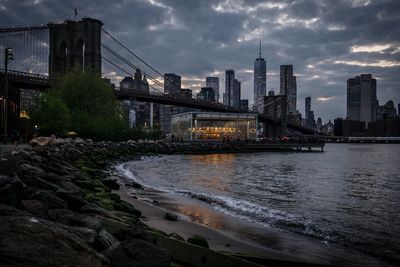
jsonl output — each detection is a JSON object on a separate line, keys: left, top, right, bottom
{"left": 113, "top": 200, "right": 141, "bottom": 217}
{"left": 21, "top": 200, "right": 47, "bottom": 217}
{"left": 56, "top": 189, "right": 89, "bottom": 210}
{"left": 81, "top": 203, "right": 111, "bottom": 217}
{"left": 164, "top": 212, "right": 178, "bottom": 221}
{"left": 29, "top": 136, "right": 51, "bottom": 146}
{"left": 94, "top": 229, "right": 119, "bottom": 252}
{"left": 0, "top": 216, "right": 109, "bottom": 267}
{"left": 0, "top": 156, "right": 19, "bottom": 176}
{"left": 0, "top": 175, "right": 24, "bottom": 207}
{"left": 102, "top": 178, "right": 120, "bottom": 190}
{"left": 187, "top": 235, "right": 209, "bottom": 249}
{"left": 106, "top": 239, "right": 172, "bottom": 267}
{"left": 30, "top": 190, "right": 68, "bottom": 209}
{"left": 0, "top": 203, "right": 31, "bottom": 216}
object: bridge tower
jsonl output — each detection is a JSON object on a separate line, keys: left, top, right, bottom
{"left": 48, "top": 18, "right": 103, "bottom": 77}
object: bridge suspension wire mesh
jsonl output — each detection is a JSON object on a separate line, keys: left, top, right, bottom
{"left": 101, "top": 29, "right": 209, "bottom": 103}
{"left": 101, "top": 28, "right": 187, "bottom": 96}
{"left": 0, "top": 27, "right": 49, "bottom": 75}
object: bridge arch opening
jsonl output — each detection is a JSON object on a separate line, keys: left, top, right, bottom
{"left": 75, "top": 38, "right": 85, "bottom": 72}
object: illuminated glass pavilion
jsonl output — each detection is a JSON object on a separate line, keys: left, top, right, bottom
{"left": 171, "top": 112, "right": 257, "bottom": 141}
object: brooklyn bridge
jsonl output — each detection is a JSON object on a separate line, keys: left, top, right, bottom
{"left": 0, "top": 17, "right": 314, "bottom": 138}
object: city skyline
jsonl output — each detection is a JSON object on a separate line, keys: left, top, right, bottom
{"left": 0, "top": 0, "right": 399, "bottom": 122}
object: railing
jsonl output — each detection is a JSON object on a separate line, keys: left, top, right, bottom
{"left": 0, "top": 69, "right": 50, "bottom": 85}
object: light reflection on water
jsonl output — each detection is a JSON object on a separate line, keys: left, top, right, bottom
{"left": 126, "top": 144, "right": 400, "bottom": 264}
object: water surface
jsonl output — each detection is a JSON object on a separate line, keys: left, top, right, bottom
{"left": 119, "top": 144, "right": 400, "bottom": 265}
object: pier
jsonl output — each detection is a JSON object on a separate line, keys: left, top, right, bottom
{"left": 237, "top": 142, "right": 325, "bottom": 152}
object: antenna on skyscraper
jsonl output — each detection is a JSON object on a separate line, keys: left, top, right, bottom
{"left": 259, "top": 38, "right": 261, "bottom": 58}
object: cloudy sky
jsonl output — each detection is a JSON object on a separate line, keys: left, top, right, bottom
{"left": 1, "top": 0, "right": 400, "bottom": 122}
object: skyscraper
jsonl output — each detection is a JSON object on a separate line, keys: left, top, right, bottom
{"left": 254, "top": 39, "right": 266, "bottom": 112}
{"left": 225, "top": 70, "right": 235, "bottom": 106}
{"left": 280, "top": 65, "right": 297, "bottom": 115}
{"left": 164, "top": 73, "right": 181, "bottom": 95}
{"left": 206, "top": 77, "right": 219, "bottom": 102}
{"left": 347, "top": 74, "right": 377, "bottom": 126}
{"left": 305, "top": 96, "right": 312, "bottom": 127}
{"left": 197, "top": 87, "right": 215, "bottom": 102}
{"left": 233, "top": 79, "right": 241, "bottom": 108}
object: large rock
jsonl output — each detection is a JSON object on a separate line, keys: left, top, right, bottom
{"left": 107, "top": 239, "right": 172, "bottom": 267}
{"left": 102, "top": 178, "right": 120, "bottom": 190}
{"left": 0, "top": 216, "right": 109, "bottom": 267}
{"left": 30, "top": 190, "right": 68, "bottom": 209}
{"left": 0, "top": 156, "right": 19, "bottom": 176}
{"left": 48, "top": 209, "right": 103, "bottom": 232}
{"left": 56, "top": 189, "right": 89, "bottom": 210}
{"left": 187, "top": 235, "right": 209, "bottom": 249}
{"left": 113, "top": 200, "right": 141, "bottom": 217}
{"left": 21, "top": 200, "right": 46, "bottom": 217}
{"left": 0, "top": 175, "right": 24, "bottom": 207}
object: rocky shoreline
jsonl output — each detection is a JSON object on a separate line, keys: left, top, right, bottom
{"left": 0, "top": 138, "right": 267, "bottom": 267}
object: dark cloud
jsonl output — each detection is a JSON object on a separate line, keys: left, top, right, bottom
{"left": 0, "top": 0, "right": 399, "bottom": 122}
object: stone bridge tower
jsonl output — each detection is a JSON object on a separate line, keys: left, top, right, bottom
{"left": 48, "top": 18, "right": 103, "bottom": 77}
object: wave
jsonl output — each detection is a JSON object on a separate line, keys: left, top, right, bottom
{"left": 115, "top": 162, "right": 400, "bottom": 264}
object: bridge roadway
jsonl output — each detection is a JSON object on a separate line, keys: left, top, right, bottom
{"left": 1, "top": 70, "right": 314, "bottom": 134}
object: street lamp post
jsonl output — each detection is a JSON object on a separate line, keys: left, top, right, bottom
{"left": 3, "top": 48, "right": 13, "bottom": 142}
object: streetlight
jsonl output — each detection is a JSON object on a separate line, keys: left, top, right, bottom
{"left": 3, "top": 47, "right": 13, "bottom": 142}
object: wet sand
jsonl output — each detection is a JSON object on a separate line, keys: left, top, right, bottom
{"left": 116, "top": 175, "right": 383, "bottom": 267}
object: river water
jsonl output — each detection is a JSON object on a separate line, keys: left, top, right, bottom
{"left": 119, "top": 143, "right": 400, "bottom": 265}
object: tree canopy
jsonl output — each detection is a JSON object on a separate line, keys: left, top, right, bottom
{"left": 29, "top": 69, "right": 161, "bottom": 140}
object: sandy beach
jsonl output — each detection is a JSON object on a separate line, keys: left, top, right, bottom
{"left": 115, "top": 172, "right": 382, "bottom": 267}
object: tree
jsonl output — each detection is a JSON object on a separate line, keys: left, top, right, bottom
{"left": 30, "top": 94, "right": 71, "bottom": 136}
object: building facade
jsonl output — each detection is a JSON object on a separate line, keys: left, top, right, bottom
{"left": 376, "top": 100, "right": 397, "bottom": 120}
{"left": 279, "top": 65, "right": 297, "bottom": 115}
{"left": 224, "top": 70, "right": 235, "bottom": 106}
{"left": 171, "top": 112, "right": 257, "bottom": 141}
{"left": 206, "top": 77, "right": 219, "bottom": 102}
{"left": 197, "top": 87, "right": 215, "bottom": 102}
{"left": 240, "top": 99, "right": 249, "bottom": 110}
{"left": 164, "top": 73, "right": 181, "bottom": 95}
{"left": 347, "top": 74, "right": 377, "bottom": 127}
{"left": 232, "top": 79, "right": 241, "bottom": 108}
{"left": 254, "top": 41, "right": 266, "bottom": 112}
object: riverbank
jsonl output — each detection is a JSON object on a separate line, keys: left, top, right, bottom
{"left": 0, "top": 137, "right": 334, "bottom": 266}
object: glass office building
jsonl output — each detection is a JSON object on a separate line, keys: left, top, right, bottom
{"left": 171, "top": 112, "right": 257, "bottom": 141}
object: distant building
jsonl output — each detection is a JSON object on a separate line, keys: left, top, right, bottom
{"left": 347, "top": 74, "right": 377, "bottom": 127}
{"left": 197, "top": 87, "right": 215, "bottom": 102}
{"left": 119, "top": 70, "right": 150, "bottom": 128}
{"left": 164, "top": 73, "right": 181, "bottom": 95}
{"left": 262, "top": 95, "right": 287, "bottom": 136}
{"left": 316, "top": 117, "right": 322, "bottom": 132}
{"left": 305, "top": 97, "right": 312, "bottom": 128}
{"left": 376, "top": 100, "right": 397, "bottom": 120}
{"left": 171, "top": 112, "right": 257, "bottom": 141}
{"left": 206, "top": 77, "right": 219, "bottom": 102}
{"left": 268, "top": 90, "right": 275, "bottom": 96}
{"left": 240, "top": 99, "right": 249, "bottom": 110}
{"left": 120, "top": 69, "right": 149, "bottom": 92}
{"left": 254, "top": 39, "right": 266, "bottom": 112}
{"left": 334, "top": 118, "right": 366, "bottom": 136}
{"left": 233, "top": 79, "right": 241, "bottom": 108}
{"left": 309, "top": 111, "right": 316, "bottom": 129}
{"left": 280, "top": 65, "right": 297, "bottom": 115}
{"left": 225, "top": 70, "right": 235, "bottom": 106}
{"left": 180, "top": 88, "right": 192, "bottom": 99}
{"left": 321, "top": 120, "right": 334, "bottom": 135}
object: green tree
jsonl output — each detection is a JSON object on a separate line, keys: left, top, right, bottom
{"left": 30, "top": 69, "right": 159, "bottom": 141}
{"left": 30, "top": 94, "right": 71, "bottom": 136}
